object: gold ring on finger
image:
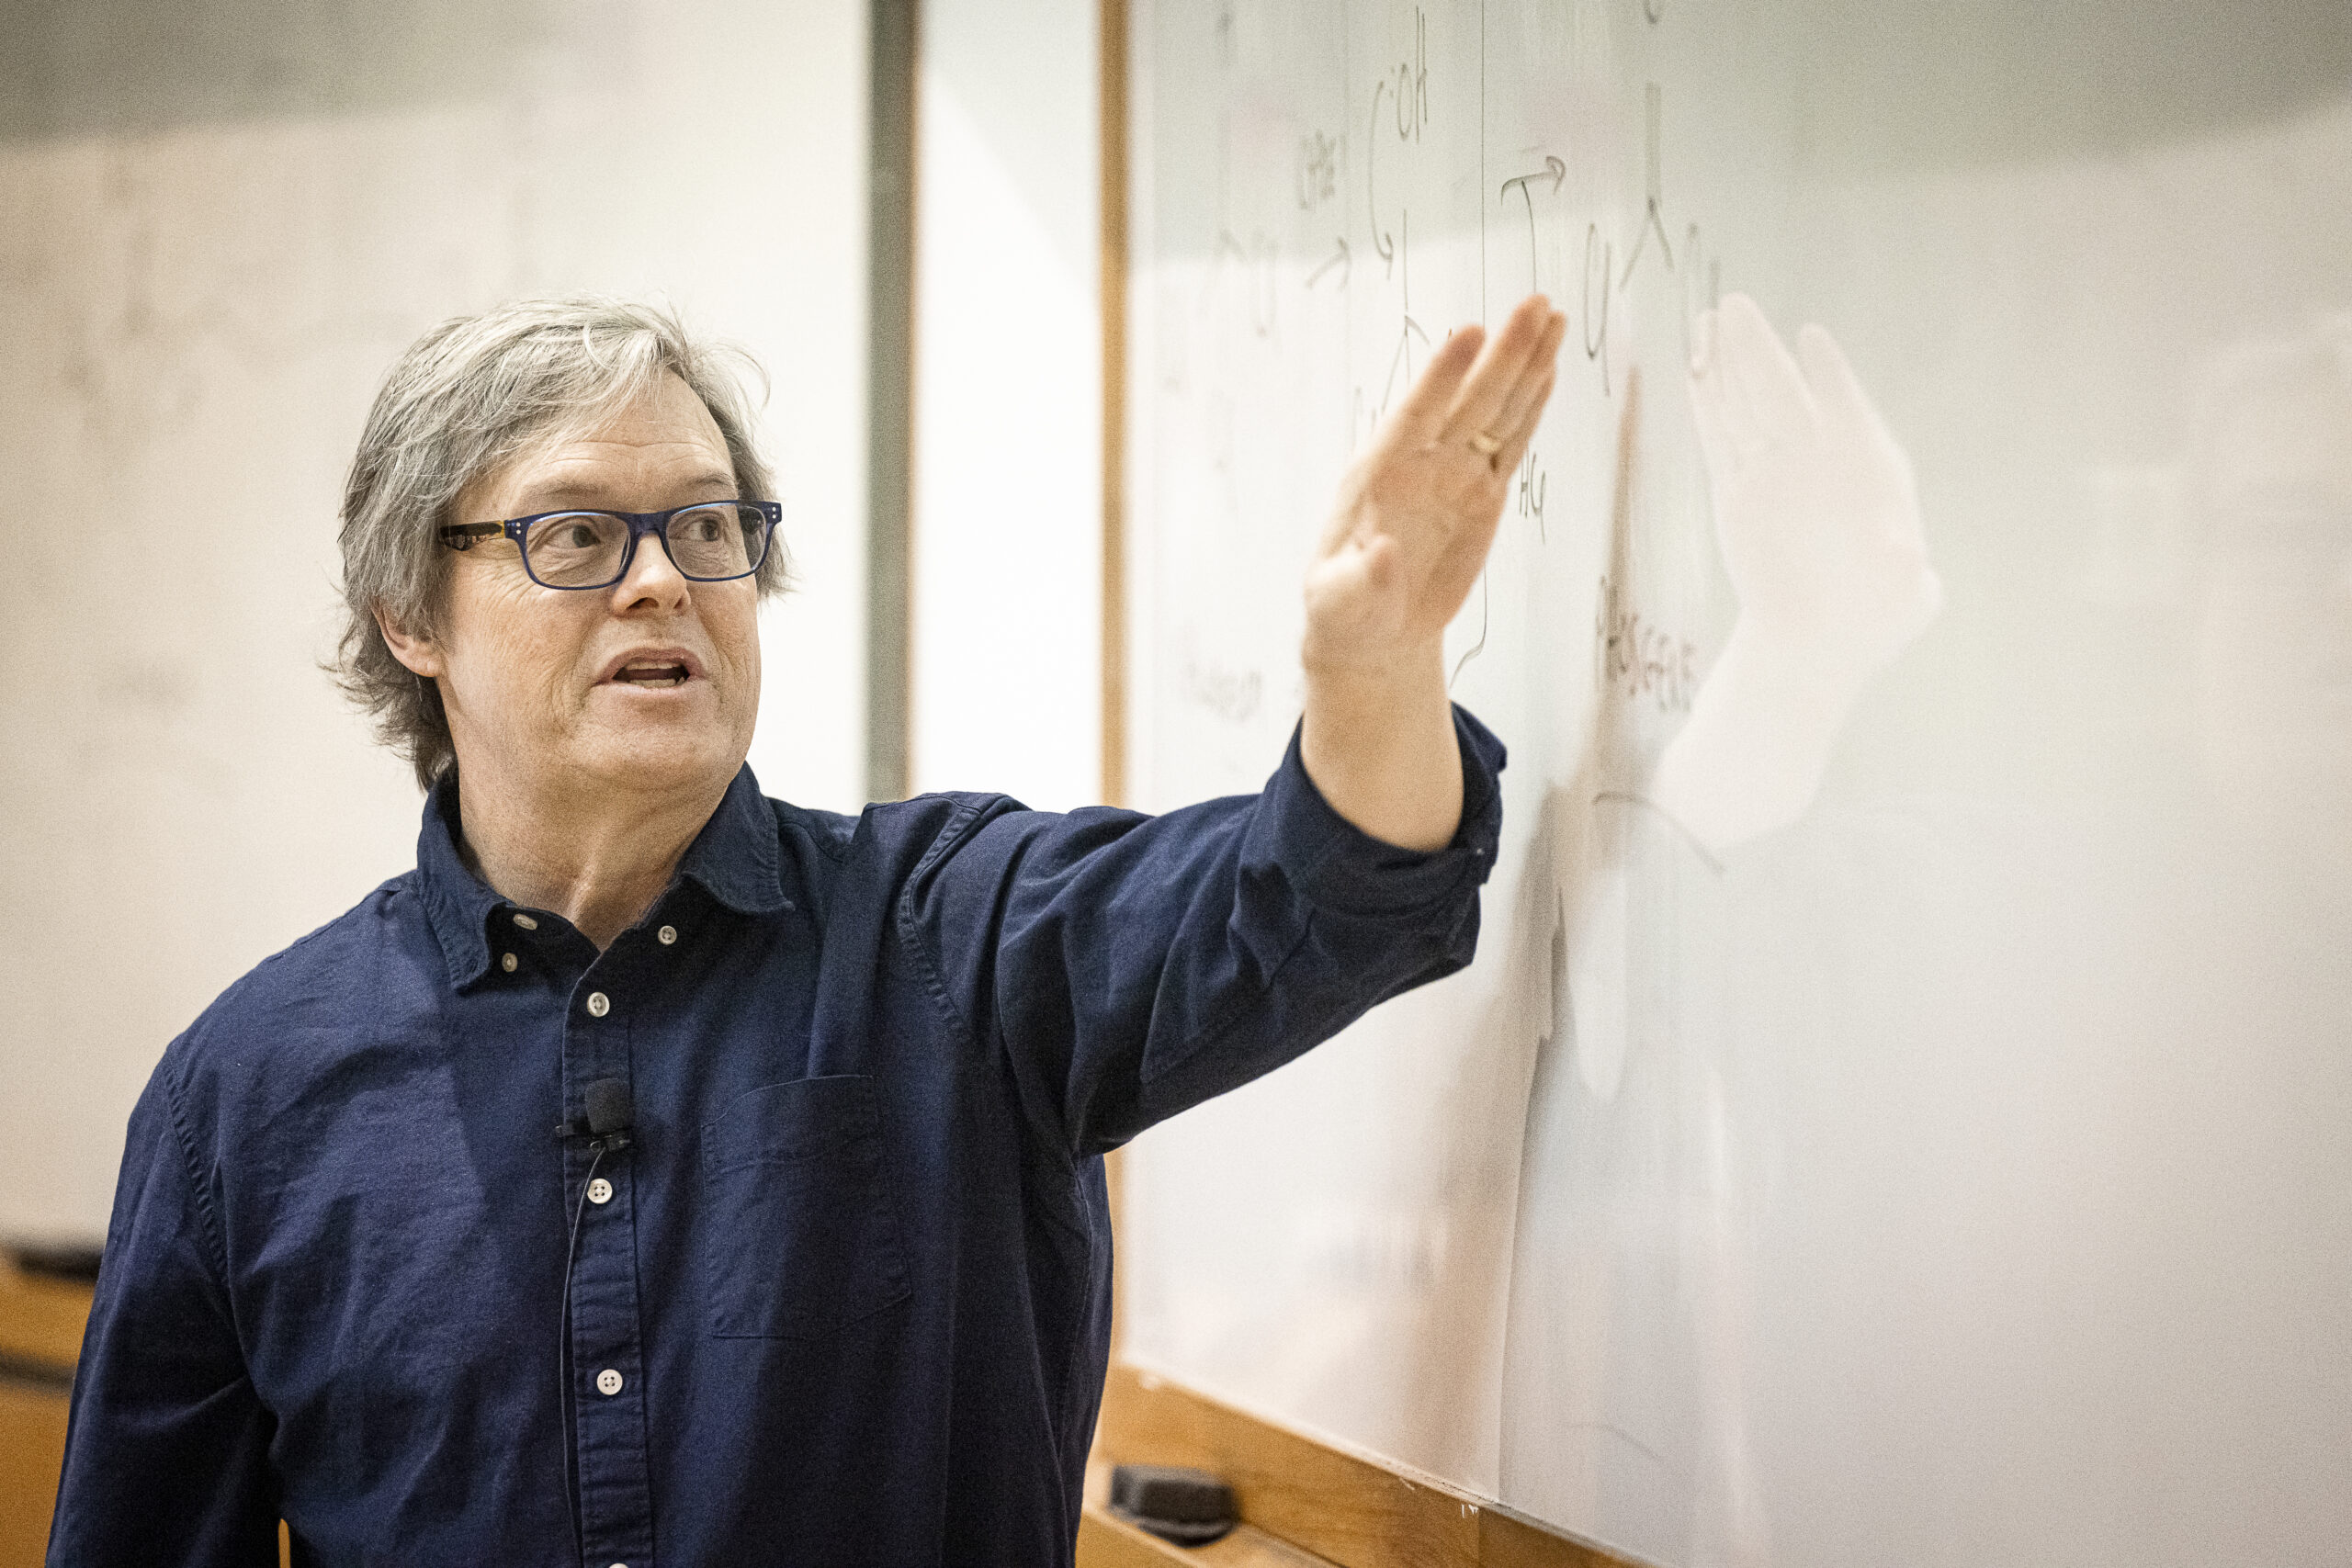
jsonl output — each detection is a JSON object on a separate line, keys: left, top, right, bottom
{"left": 1467, "top": 429, "right": 1503, "bottom": 457}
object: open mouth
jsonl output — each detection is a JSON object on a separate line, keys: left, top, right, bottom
{"left": 612, "top": 661, "right": 692, "bottom": 689}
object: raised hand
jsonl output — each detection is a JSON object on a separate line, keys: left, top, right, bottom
{"left": 1303, "top": 295, "right": 1568, "bottom": 681}
{"left": 1299, "top": 294, "right": 1567, "bottom": 852}
{"left": 1655, "top": 294, "right": 1944, "bottom": 852}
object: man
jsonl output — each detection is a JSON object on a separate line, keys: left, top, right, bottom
{"left": 51, "top": 291, "right": 1563, "bottom": 1566}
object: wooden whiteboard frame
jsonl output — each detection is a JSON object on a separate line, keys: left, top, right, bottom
{"left": 865, "top": 0, "right": 920, "bottom": 803}
{"left": 1087, "top": 4, "right": 1628, "bottom": 1563}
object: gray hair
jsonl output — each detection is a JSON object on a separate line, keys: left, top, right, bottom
{"left": 332, "top": 297, "right": 788, "bottom": 789}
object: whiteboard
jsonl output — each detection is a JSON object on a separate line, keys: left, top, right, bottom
{"left": 1118, "top": 4, "right": 2352, "bottom": 1565}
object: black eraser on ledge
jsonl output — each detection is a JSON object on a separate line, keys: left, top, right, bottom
{"left": 10, "top": 1243, "right": 102, "bottom": 1285}
{"left": 1108, "top": 1464, "right": 1238, "bottom": 1547}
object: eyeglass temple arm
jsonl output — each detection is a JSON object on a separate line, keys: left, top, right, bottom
{"left": 437, "top": 522, "right": 506, "bottom": 551}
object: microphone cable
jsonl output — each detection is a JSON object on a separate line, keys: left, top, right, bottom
{"left": 555, "top": 1077, "right": 633, "bottom": 1565}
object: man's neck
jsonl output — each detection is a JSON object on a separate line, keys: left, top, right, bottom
{"left": 451, "top": 763, "right": 733, "bottom": 951}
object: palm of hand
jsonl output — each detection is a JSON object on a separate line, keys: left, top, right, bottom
{"left": 1304, "top": 436, "right": 1513, "bottom": 669}
{"left": 1301, "top": 299, "right": 1567, "bottom": 679}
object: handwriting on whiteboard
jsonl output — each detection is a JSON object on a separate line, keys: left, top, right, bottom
{"left": 1596, "top": 574, "right": 1698, "bottom": 713}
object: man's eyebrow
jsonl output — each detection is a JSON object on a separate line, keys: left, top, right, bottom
{"left": 517, "top": 470, "right": 740, "bottom": 508}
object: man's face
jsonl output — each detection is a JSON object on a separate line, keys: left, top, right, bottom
{"left": 413, "top": 373, "right": 763, "bottom": 803}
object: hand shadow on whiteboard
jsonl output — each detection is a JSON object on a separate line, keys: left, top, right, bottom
{"left": 1652, "top": 293, "right": 1943, "bottom": 860}
{"left": 1490, "top": 307, "right": 1939, "bottom": 1563}
{"left": 1542, "top": 293, "right": 1947, "bottom": 1104}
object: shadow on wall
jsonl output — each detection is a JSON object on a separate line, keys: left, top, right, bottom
{"left": 0, "top": 0, "right": 549, "bottom": 141}
{"left": 1793, "top": 0, "right": 2352, "bottom": 172}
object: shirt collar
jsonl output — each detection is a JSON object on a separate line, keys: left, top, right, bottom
{"left": 415, "top": 763, "right": 790, "bottom": 990}
{"left": 674, "top": 764, "right": 793, "bottom": 918}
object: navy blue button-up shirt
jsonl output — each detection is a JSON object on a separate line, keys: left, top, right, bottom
{"left": 51, "top": 713, "right": 1502, "bottom": 1567}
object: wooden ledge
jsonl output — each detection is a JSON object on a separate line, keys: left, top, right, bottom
{"left": 1089, "top": 1364, "right": 1637, "bottom": 1568}
{"left": 0, "top": 1258, "right": 91, "bottom": 1379}
{"left": 1080, "top": 1499, "right": 1341, "bottom": 1568}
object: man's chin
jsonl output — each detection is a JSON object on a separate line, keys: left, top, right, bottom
{"left": 575, "top": 728, "right": 744, "bottom": 800}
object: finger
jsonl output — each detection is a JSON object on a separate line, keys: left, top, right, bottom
{"left": 1493, "top": 367, "right": 1556, "bottom": 478}
{"left": 1443, "top": 294, "right": 1553, "bottom": 437}
{"left": 1389, "top": 324, "right": 1486, "bottom": 440}
{"left": 1439, "top": 294, "right": 1554, "bottom": 447}
{"left": 1483, "top": 309, "right": 1568, "bottom": 451}
{"left": 1716, "top": 292, "right": 1815, "bottom": 446}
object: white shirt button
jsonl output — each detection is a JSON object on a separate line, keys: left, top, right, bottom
{"left": 586, "top": 1177, "right": 613, "bottom": 1205}
{"left": 586, "top": 991, "right": 610, "bottom": 1017}
{"left": 512, "top": 912, "right": 538, "bottom": 931}
{"left": 657, "top": 924, "right": 677, "bottom": 946}
{"left": 595, "top": 1368, "right": 623, "bottom": 1396}
{"left": 500, "top": 953, "right": 518, "bottom": 974}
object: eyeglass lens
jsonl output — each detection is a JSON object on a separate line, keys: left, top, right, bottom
{"left": 521, "top": 505, "right": 766, "bottom": 588}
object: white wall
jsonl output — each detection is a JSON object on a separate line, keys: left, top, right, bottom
{"left": 0, "top": 0, "right": 868, "bottom": 1246}
{"left": 909, "top": 0, "right": 1103, "bottom": 808}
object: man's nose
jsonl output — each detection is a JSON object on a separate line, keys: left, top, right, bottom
{"left": 610, "top": 525, "right": 693, "bottom": 613}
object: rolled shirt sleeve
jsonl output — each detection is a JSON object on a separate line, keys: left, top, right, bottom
{"left": 904, "top": 705, "right": 1506, "bottom": 1156}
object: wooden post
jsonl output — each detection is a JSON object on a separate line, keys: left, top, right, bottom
{"left": 865, "top": 0, "right": 921, "bottom": 803}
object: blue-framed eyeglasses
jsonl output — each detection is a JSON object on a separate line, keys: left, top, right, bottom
{"left": 437, "top": 501, "right": 781, "bottom": 591}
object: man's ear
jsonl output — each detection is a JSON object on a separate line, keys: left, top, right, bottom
{"left": 375, "top": 605, "right": 444, "bottom": 679}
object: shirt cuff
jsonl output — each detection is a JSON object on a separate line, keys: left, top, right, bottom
{"left": 1248, "top": 704, "right": 1507, "bottom": 922}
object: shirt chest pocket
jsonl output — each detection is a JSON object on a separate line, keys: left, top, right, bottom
{"left": 699, "top": 1075, "right": 912, "bottom": 1338}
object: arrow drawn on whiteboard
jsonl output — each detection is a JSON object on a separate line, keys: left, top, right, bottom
{"left": 1499, "top": 155, "right": 1566, "bottom": 286}
{"left": 1306, "top": 236, "right": 1351, "bottom": 289}
{"left": 1499, "top": 155, "right": 1566, "bottom": 203}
